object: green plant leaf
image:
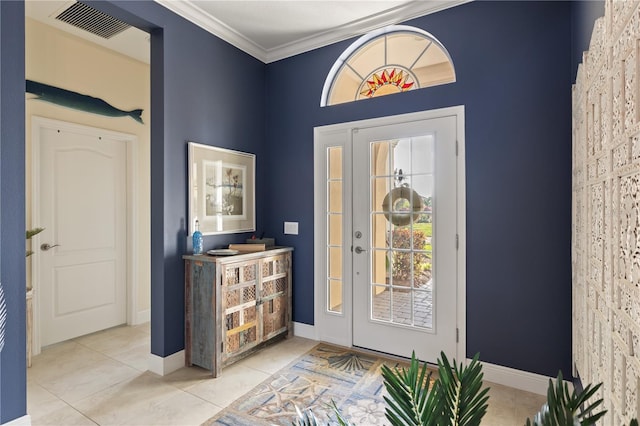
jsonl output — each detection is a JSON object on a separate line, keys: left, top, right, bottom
{"left": 382, "top": 351, "right": 433, "bottom": 426}
{"left": 26, "top": 227, "right": 45, "bottom": 257}
{"left": 291, "top": 400, "right": 355, "bottom": 426}
{"left": 328, "top": 400, "right": 354, "bottom": 426}
{"left": 382, "top": 351, "right": 489, "bottom": 426}
{"left": 436, "top": 352, "right": 489, "bottom": 426}
{"left": 526, "top": 371, "right": 608, "bottom": 426}
{"left": 26, "top": 227, "right": 44, "bottom": 240}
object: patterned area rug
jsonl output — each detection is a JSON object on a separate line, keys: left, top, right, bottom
{"left": 203, "top": 343, "right": 414, "bottom": 425}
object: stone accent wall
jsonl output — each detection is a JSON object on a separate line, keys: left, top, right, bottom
{"left": 573, "top": 1, "right": 640, "bottom": 423}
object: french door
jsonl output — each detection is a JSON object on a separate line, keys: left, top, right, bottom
{"left": 352, "top": 117, "right": 457, "bottom": 362}
{"left": 314, "top": 107, "right": 464, "bottom": 364}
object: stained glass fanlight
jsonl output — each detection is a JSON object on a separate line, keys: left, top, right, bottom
{"left": 321, "top": 25, "right": 455, "bottom": 106}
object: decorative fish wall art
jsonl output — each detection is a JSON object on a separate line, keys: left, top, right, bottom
{"left": 26, "top": 80, "right": 144, "bottom": 124}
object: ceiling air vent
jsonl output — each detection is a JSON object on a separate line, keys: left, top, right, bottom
{"left": 55, "top": 2, "right": 131, "bottom": 39}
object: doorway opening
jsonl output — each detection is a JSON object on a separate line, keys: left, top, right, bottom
{"left": 24, "top": 2, "right": 151, "bottom": 361}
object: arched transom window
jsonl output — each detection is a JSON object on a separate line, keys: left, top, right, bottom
{"left": 321, "top": 25, "right": 456, "bottom": 106}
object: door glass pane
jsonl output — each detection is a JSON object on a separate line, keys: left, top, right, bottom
{"left": 391, "top": 287, "right": 412, "bottom": 326}
{"left": 370, "top": 141, "right": 391, "bottom": 178}
{"left": 369, "top": 136, "right": 434, "bottom": 330}
{"left": 328, "top": 181, "right": 342, "bottom": 213}
{"left": 371, "top": 177, "right": 392, "bottom": 212}
{"left": 413, "top": 290, "right": 432, "bottom": 328}
{"left": 371, "top": 213, "right": 390, "bottom": 249}
{"left": 328, "top": 214, "right": 342, "bottom": 246}
{"left": 371, "top": 249, "right": 387, "bottom": 285}
{"left": 326, "top": 147, "right": 343, "bottom": 313}
{"left": 371, "top": 285, "right": 391, "bottom": 321}
{"left": 328, "top": 147, "right": 342, "bottom": 179}
{"left": 411, "top": 136, "right": 434, "bottom": 174}
{"left": 328, "top": 279, "right": 343, "bottom": 313}
{"left": 328, "top": 247, "right": 342, "bottom": 279}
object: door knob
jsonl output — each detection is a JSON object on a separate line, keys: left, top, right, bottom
{"left": 354, "top": 246, "right": 367, "bottom": 254}
{"left": 40, "top": 243, "right": 60, "bottom": 251}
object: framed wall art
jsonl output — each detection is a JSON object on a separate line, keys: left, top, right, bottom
{"left": 188, "top": 142, "right": 255, "bottom": 235}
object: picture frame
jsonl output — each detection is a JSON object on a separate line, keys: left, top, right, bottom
{"left": 188, "top": 142, "right": 255, "bottom": 235}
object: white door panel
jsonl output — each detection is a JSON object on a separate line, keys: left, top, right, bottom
{"left": 352, "top": 116, "right": 457, "bottom": 362}
{"left": 54, "top": 261, "right": 116, "bottom": 314}
{"left": 39, "top": 125, "right": 127, "bottom": 346}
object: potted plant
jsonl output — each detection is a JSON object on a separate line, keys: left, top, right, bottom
{"left": 293, "top": 351, "right": 639, "bottom": 426}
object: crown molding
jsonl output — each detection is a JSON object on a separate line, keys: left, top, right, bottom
{"left": 154, "top": 0, "right": 268, "bottom": 61}
{"left": 264, "top": 0, "right": 471, "bottom": 63}
{"left": 154, "top": 0, "right": 471, "bottom": 64}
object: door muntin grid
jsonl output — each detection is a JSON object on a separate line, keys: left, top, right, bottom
{"left": 369, "top": 136, "right": 434, "bottom": 331}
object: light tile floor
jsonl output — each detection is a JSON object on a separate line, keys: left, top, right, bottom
{"left": 28, "top": 324, "right": 545, "bottom": 425}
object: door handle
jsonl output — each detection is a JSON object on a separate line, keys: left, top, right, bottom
{"left": 40, "top": 243, "right": 60, "bottom": 251}
{"left": 354, "top": 246, "right": 367, "bottom": 254}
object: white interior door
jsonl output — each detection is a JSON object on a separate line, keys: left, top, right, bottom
{"left": 352, "top": 116, "right": 458, "bottom": 362}
{"left": 37, "top": 123, "right": 127, "bottom": 346}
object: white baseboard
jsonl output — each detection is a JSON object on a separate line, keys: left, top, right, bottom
{"left": 292, "top": 322, "right": 556, "bottom": 396}
{"left": 293, "top": 322, "right": 316, "bottom": 340}
{"left": 3, "top": 415, "right": 31, "bottom": 425}
{"left": 135, "top": 309, "right": 150, "bottom": 325}
{"left": 478, "top": 359, "right": 557, "bottom": 395}
{"left": 148, "top": 350, "right": 185, "bottom": 376}
{"left": 147, "top": 323, "right": 312, "bottom": 376}
{"left": 139, "top": 321, "right": 554, "bottom": 396}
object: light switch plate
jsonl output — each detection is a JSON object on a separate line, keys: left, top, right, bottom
{"left": 284, "top": 221, "right": 299, "bottom": 235}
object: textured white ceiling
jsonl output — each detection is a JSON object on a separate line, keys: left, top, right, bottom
{"left": 26, "top": 0, "right": 468, "bottom": 64}
{"left": 157, "top": 0, "right": 468, "bottom": 62}
{"left": 192, "top": 1, "right": 413, "bottom": 50}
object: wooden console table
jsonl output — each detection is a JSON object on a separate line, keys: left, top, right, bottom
{"left": 183, "top": 247, "right": 293, "bottom": 377}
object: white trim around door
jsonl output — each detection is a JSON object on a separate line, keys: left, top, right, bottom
{"left": 30, "top": 116, "right": 139, "bottom": 355}
{"left": 313, "top": 106, "right": 466, "bottom": 363}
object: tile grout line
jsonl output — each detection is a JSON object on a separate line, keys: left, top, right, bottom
{"left": 29, "top": 327, "right": 545, "bottom": 425}
{"left": 31, "top": 333, "right": 150, "bottom": 425}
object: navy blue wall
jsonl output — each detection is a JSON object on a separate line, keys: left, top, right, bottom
{"left": 264, "top": 1, "right": 573, "bottom": 378}
{"left": 89, "top": 1, "right": 267, "bottom": 359}
{"left": 0, "top": 1, "right": 27, "bottom": 422}
{"left": 0, "top": 0, "right": 609, "bottom": 421}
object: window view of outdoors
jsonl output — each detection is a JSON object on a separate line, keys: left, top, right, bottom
{"left": 370, "top": 136, "right": 434, "bottom": 329}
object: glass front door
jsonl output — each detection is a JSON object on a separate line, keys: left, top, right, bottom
{"left": 352, "top": 116, "right": 458, "bottom": 362}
